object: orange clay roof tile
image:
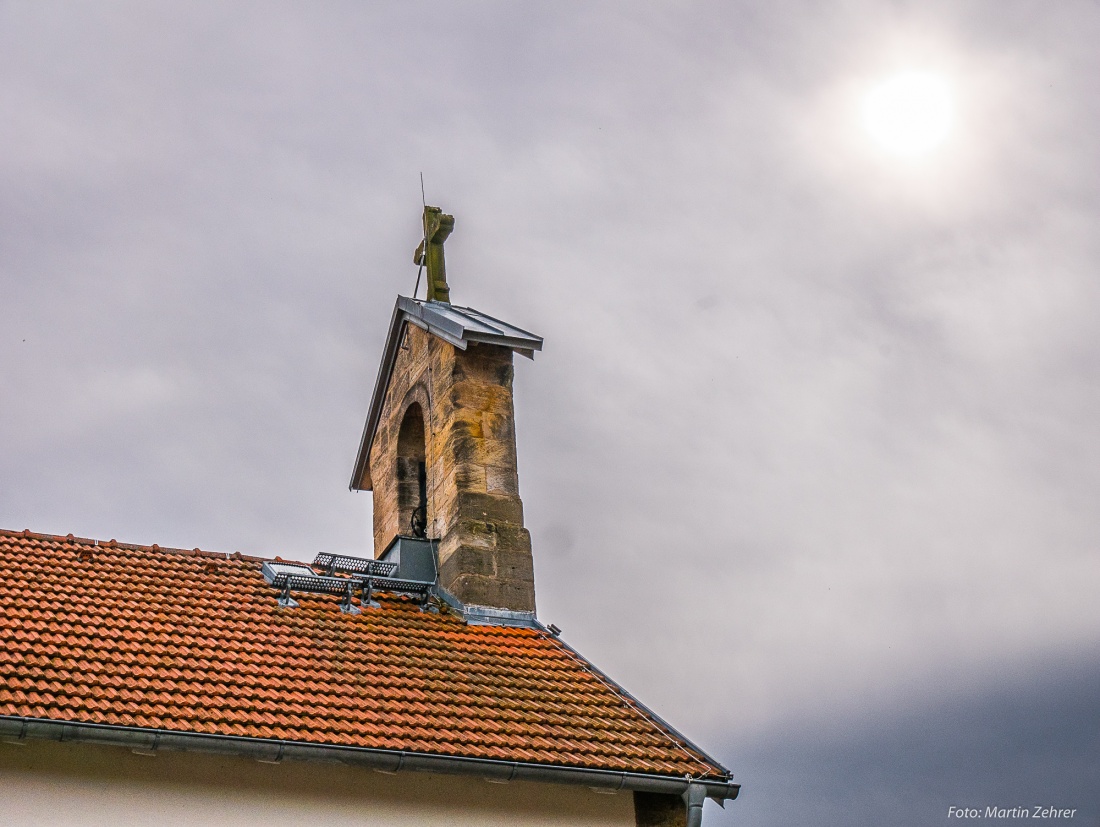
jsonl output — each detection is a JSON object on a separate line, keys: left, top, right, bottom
{"left": 0, "top": 527, "right": 725, "bottom": 780}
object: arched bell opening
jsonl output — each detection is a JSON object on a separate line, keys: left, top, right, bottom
{"left": 396, "top": 402, "right": 429, "bottom": 538}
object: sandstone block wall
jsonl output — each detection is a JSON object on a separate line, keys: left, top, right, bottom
{"left": 368, "top": 323, "right": 535, "bottom": 612}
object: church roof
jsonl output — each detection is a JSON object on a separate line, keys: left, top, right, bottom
{"left": 0, "top": 528, "right": 735, "bottom": 799}
{"left": 350, "top": 296, "right": 543, "bottom": 491}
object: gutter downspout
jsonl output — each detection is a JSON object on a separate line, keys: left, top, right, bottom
{"left": 683, "top": 783, "right": 708, "bottom": 827}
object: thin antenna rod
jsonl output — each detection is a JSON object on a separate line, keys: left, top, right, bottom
{"left": 412, "top": 172, "right": 427, "bottom": 298}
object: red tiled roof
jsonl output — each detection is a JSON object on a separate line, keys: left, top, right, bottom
{"left": 0, "top": 528, "right": 726, "bottom": 780}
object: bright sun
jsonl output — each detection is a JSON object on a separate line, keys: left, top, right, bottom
{"left": 863, "top": 72, "right": 953, "bottom": 157}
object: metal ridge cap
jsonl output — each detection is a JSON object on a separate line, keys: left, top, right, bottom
{"left": 406, "top": 297, "right": 543, "bottom": 350}
{"left": 399, "top": 296, "right": 467, "bottom": 341}
{"left": 0, "top": 715, "right": 739, "bottom": 801}
{"left": 461, "top": 330, "right": 543, "bottom": 351}
{"left": 449, "top": 305, "right": 544, "bottom": 348}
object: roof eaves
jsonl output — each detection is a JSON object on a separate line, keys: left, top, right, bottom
{"left": 0, "top": 716, "right": 739, "bottom": 802}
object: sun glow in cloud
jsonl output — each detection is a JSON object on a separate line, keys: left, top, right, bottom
{"left": 863, "top": 71, "right": 953, "bottom": 157}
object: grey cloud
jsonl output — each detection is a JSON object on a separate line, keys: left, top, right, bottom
{"left": 714, "top": 653, "right": 1100, "bottom": 826}
{"left": 2, "top": 0, "right": 1098, "bottom": 816}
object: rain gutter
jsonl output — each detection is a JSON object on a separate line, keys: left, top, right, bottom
{"left": 0, "top": 716, "right": 737, "bottom": 804}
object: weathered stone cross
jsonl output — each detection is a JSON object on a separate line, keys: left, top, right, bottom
{"left": 414, "top": 205, "right": 455, "bottom": 303}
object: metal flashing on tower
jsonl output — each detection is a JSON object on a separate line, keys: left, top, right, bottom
{"left": 258, "top": 545, "right": 542, "bottom": 629}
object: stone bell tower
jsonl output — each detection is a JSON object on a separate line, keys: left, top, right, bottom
{"left": 350, "top": 207, "right": 543, "bottom": 613}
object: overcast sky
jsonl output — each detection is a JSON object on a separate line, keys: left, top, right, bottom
{"left": 2, "top": 2, "right": 1099, "bottom": 824}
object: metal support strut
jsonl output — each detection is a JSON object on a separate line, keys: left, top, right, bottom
{"left": 340, "top": 580, "right": 361, "bottom": 615}
{"left": 277, "top": 581, "right": 299, "bottom": 609}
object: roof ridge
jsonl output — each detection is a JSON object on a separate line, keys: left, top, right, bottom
{"left": 0, "top": 527, "right": 267, "bottom": 562}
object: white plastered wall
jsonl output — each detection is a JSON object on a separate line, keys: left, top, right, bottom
{"left": 0, "top": 740, "right": 635, "bottom": 827}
